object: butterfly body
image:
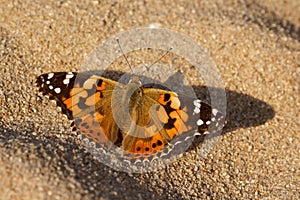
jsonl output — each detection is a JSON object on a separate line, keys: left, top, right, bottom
{"left": 36, "top": 72, "right": 225, "bottom": 163}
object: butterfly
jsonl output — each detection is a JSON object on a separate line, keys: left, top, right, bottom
{"left": 36, "top": 71, "right": 225, "bottom": 163}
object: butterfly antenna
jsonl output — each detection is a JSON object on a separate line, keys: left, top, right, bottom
{"left": 146, "top": 47, "right": 173, "bottom": 69}
{"left": 116, "top": 38, "right": 134, "bottom": 73}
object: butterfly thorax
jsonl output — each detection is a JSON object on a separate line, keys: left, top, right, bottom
{"left": 111, "top": 76, "right": 157, "bottom": 138}
{"left": 126, "top": 81, "right": 153, "bottom": 125}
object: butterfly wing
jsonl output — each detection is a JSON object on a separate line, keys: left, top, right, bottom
{"left": 36, "top": 72, "right": 122, "bottom": 145}
{"left": 120, "top": 87, "right": 225, "bottom": 162}
{"left": 121, "top": 90, "right": 188, "bottom": 152}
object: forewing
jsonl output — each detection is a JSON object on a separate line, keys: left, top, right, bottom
{"left": 36, "top": 72, "right": 121, "bottom": 145}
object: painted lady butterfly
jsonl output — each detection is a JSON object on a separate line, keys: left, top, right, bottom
{"left": 36, "top": 71, "right": 225, "bottom": 163}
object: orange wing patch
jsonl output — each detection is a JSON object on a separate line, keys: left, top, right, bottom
{"left": 119, "top": 90, "right": 195, "bottom": 159}
{"left": 75, "top": 114, "right": 109, "bottom": 144}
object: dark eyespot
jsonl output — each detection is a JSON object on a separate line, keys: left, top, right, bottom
{"left": 145, "top": 147, "right": 150, "bottom": 151}
{"left": 157, "top": 140, "right": 163, "bottom": 146}
{"left": 97, "top": 79, "right": 103, "bottom": 87}
{"left": 164, "top": 94, "right": 171, "bottom": 102}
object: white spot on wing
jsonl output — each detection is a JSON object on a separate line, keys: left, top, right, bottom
{"left": 47, "top": 73, "right": 54, "bottom": 79}
{"left": 193, "top": 99, "right": 201, "bottom": 108}
{"left": 63, "top": 78, "right": 70, "bottom": 84}
{"left": 206, "top": 121, "right": 211, "bottom": 125}
{"left": 54, "top": 88, "right": 61, "bottom": 93}
{"left": 49, "top": 85, "right": 53, "bottom": 90}
{"left": 212, "top": 108, "right": 218, "bottom": 116}
{"left": 66, "top": 72, "right": 74, "bottom": 79}
{"left": 197, "top": 119, "right": 204, "bottom": 126}
{"left": 46, "top": 80, "right": 50, "bottom": 84}
{"left": 193, "top": 107, "right": 200, "bottom": 114}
